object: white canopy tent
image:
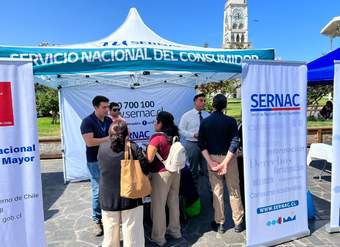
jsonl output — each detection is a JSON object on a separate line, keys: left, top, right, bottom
{"left": 0, "top": 8, "right": 275, "bottom": 182}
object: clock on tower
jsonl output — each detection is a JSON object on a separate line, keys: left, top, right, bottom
{"left": 223, "top": 0, "right": 251, "bottom": 49}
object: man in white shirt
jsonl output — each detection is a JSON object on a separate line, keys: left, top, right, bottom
{"left": 179, "top": 93, "right": 209, "bottom": 181}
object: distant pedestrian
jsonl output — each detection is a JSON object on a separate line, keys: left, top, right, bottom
{"left": 319, "top": 100, "right": 333, "bottom": 119}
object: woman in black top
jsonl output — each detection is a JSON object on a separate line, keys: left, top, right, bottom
{"left": 98, "top": 121, "right": 147, "bottom": 247}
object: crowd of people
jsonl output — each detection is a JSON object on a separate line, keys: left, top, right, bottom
{"left": 80, "top": 93, "right": 244, "bottom": 247}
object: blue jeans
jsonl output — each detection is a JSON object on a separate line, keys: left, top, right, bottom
{"left": 87, "top": 161, "right": 101, "bottom": 222}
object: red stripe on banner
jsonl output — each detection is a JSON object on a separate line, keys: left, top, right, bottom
{"left": 0, "top": 82, "right": 14, "bottom": 127}
{"left": 272, "top": 107, "right": 302, "bottom": 111}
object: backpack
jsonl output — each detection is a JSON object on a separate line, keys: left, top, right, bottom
{"left": 155, "top": 135, "right": 187, "bottom": 173}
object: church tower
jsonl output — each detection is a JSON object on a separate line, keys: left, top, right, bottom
{"left": 223, "top": 0, "right": 251, "bottom": 49}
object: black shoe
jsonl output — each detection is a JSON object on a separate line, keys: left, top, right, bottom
{"left": 234, "top": 222, "right": 244, "bottom": 233}
{"left": 94, "top": 221, "right": 104, "bottom": 237}
{"left": 211, "top": 221, "right": 225, "bottom": 234}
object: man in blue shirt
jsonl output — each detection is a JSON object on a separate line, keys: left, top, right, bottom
{"left": 198, "top": 94, "right": 244, "bottom": 234}
{"left": 80, "top": 95, "right": 112, "bottom": 236}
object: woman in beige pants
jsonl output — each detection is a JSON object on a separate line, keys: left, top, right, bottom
{"left": 147, "top": 111, "right": 182, "bottom": 247}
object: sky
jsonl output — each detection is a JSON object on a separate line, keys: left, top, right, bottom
{"left": 0, "top": 0, "right": 339, "bottom": 62}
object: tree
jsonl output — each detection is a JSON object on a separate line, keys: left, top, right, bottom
{"left": 307, "top": 85, "right": 333, "bottom": 117}
{"left": 197, "top": 79, "right": 241, "bottom": 111}
{"left": 35, "top": 84, "right": 59, "bottom": 123}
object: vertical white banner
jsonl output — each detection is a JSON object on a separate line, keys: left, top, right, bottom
{"left": 330, "top": 61, "right": 340, "bottom": 232}
{"left": 60, "top": 84, "right": 195, "bottom": 182}
{"left": 242, "top": 60, "right": 309, "bottom": 246}
{"left": 0, "top": 59, "right": 45, "bottom": 246}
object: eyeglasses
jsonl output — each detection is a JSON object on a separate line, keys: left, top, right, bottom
{"left": 111, "top": 108, "right": 120, "bottom": 112}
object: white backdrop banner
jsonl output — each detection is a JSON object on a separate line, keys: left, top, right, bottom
{"left": 60, "top": 84, "right": 195, "bottom": 182}
{"left": 242, "top": 60, "right": 309, "bottom": 246}
{"left": 0, "top": 59, "right": 45, "bottom": 246}
{"left": 330, "top": 61, "right": 340, "bottom": 231}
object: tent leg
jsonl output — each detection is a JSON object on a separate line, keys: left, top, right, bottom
{"left": 58, "top": 89, "right": 67, "bottom": 184}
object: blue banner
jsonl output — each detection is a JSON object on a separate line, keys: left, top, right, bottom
{"left": 0, "top": 46, "right": 275, "bottom": 74}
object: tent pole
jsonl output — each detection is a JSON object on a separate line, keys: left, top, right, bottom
{"left": 58, "top": 88, "right": 67, "bottom": 184}
{"left": 330, "top": 37, "right": 334, "bottom": 51}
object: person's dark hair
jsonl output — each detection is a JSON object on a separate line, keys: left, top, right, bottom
{"left": 109, "top": 121, "right": 129, "bottom": 153}
{"left": 109, "top": 102, "right": 120, "bottom": 110}
{"left": 156, "top": 111, "right": 179, "bottom": 138}
{"left": 92, "top": 95, "right": 109, "bottom": 107}
{"left": 326, "top": 101, "right": 333, "bottom": 108}
{"left": 213, "top": 94, "right": 227, "bottom": 112}
{"left": 193, "top": 93, "right": 206, "bottom": 102}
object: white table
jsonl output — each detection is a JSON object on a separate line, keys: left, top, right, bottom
{"left": 307, "top": 143, "right": 332, "bottom": 180}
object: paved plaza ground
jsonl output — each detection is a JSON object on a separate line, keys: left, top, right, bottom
{"left": 42, "top": 159, "right": 340, "bottom": 247}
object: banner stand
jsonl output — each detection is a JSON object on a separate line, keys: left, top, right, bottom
{"left": 327, "top": 61, "right": 340, "bottom": 233}
{"left": 248, "top": 230, "right": 310, "bottom": 247}
{"left": 326, "top": 224, "right": 340, "bottom": 233}
{"left": 0, "top": 58, "right": 46, "bottom": 247}
{"left": 242, "top": 60, "right": 310, "bottom": 247}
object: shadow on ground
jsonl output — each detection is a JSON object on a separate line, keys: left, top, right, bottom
{"left": 42, "top": 171, "right": 67, "bottom": 220}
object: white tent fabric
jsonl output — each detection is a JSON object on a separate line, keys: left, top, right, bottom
{"left": 0, "top": 8, "right": 275, "bottom": 182}
{"left": 67, "top": 8, "right": 197, "bottom": 50}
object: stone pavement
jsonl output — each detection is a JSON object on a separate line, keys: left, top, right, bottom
{"left": 42, "top": 159, "right": 340, "bottom": 247}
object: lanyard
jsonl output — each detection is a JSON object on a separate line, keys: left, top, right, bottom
{"left": 96, "top": 118, "right": 107, "bottom": 135}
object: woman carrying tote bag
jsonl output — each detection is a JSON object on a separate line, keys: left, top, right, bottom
{"left": 98, "top": 121, "right": 148, "bottom": 247}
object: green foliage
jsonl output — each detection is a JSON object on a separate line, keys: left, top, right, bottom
{"left": 35, "top": 84, "right": 59, "bottom": 117}
{"left": 197, "top": 79, "right": 241, "bottom": 112}
{"left": 37, "top": 117, "right": 60, "bottom": 137}
{"left": 307, "top": 85, "right": 333, "bottom": 116}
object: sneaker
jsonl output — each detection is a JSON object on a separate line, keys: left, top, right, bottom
{"left": 94, "top": 221, "right": 103, "bottom": 237}
{"left": 234, "top": 222, "right": 244, "bottom": 233}
{"left": 166, "top": 231, "right": 182, "bottom": 239}
{"left": 211, "top": 221, "right": 225, "bottom": 234}
{"left": 151, "top": 238, "right": 167, "bottom": 246}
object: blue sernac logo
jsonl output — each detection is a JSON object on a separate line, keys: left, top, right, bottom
{"left": 250, "top": 93, "right": 302, "bottom": 112}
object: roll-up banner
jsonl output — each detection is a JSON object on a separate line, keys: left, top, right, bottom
{"left": 328, "top": 61, "right": 340, "bottom": 233}
{"left": 0, "top": 58, "right": 45, "bottom": 246}
{"left": 242, "top": 60, "right": 310, "bottom": 246}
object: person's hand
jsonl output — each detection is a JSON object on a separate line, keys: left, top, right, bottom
{"left": 208, "top": 160, "right": 220, "bottom": 171}
{"left": 217, "top": 163, "right": 227, "bottom": 175}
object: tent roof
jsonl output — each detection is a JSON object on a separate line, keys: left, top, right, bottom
{"left": 321, "top": 16, "right": 340, "bottom": 37}
{"left": 0, "top": 8, "right": 274, "bottom": 88}
{"left": 68, "top": 8, "right": 198, "bottom": 50}
{"left": 66, "top": 8, "right": 231, "bottom": 51}
{"left": 307, "top": 47, "right": 340, "bottom": 85}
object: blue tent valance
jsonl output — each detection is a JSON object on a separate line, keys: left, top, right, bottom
{"left": 308, "top": 47, "right": 340, "bottom": 85}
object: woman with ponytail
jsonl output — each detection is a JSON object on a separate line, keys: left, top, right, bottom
{"left": 97, "top": 121, "right": 147, "bottom": 247}
{"left": 147, "top": 111, "right": 182, "bottom": 246}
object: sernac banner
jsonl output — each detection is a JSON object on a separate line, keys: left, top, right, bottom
{"left": 0, "top": 59, "right": 45, "bottom": 247}
{"left": 241, "top": 60, "right": 309, "bottom": 246}
{"left": 0, "top": 46, "right": 274, "bottom": 74}
{"left": 330, "top": 62, "right": 340, "bottom": 232}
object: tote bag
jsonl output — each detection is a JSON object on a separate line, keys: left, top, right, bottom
{"left": 120, "top": 142, "right": 152, "bottom": 199}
